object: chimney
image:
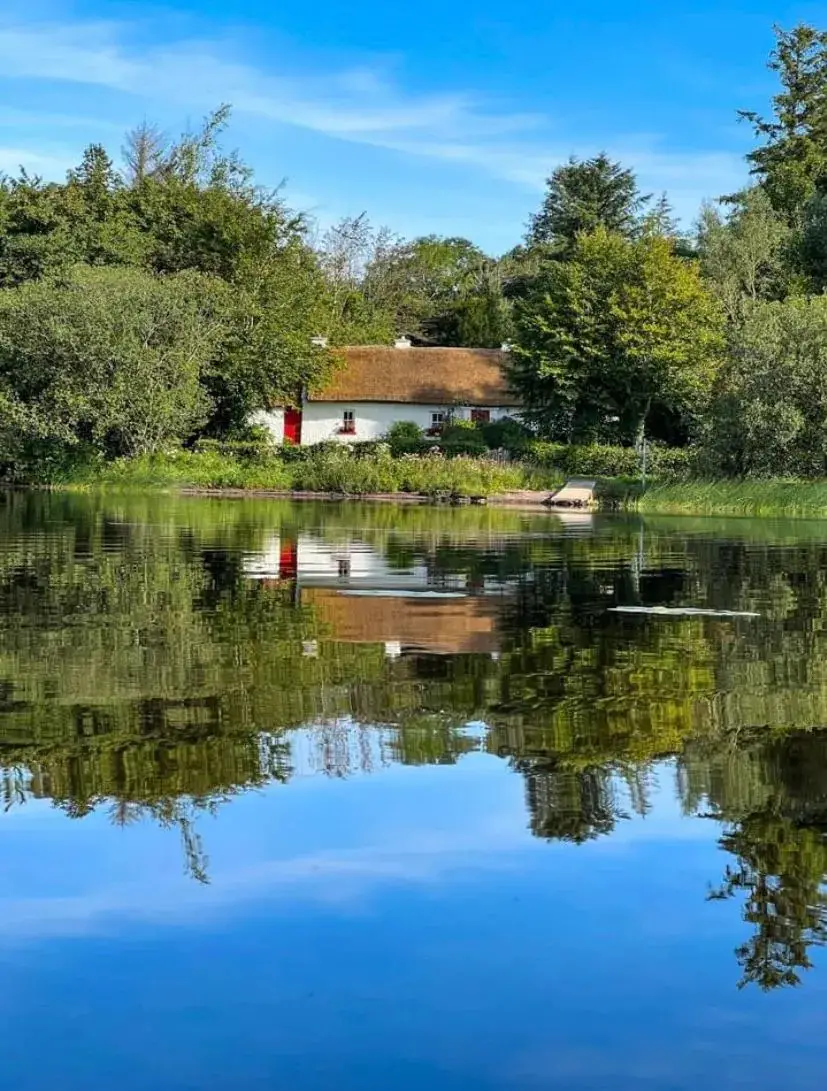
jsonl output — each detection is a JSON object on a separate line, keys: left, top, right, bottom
{"left": 394, "top": 336, "right": 412, "bottom": 349}
{"left": 311, "top": 335, "right": 328, "bottom": 348}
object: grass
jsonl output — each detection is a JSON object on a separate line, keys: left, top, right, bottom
{"left": 43, "top": 448, "right": 827, "bottom": 518}
{"left": 630, "top": 479, "right": 827, "bottom": 518}
{"left": 58, "top": 448, "right": 538, "bottom": 498}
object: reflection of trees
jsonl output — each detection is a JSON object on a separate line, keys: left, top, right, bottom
{"left": 685, "top": 730, "right": 827, "bottom": 990}
{"left": 5, "top": 492, "right": 827, "bottom": 989}
{"left": 516, "top": 760, "right": 626, "bottom": 842}
{"left": 8, "top": 732, "right": 293, "bottom": 882}
{"left": 712, "top": 814, "right": 827, "bottom": 990}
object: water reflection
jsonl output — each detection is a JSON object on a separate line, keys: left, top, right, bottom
{"left": 2, "top": 493, "right": 827, "bottom": 997}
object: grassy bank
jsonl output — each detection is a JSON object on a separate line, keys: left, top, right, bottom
{"left": 57, "top": 448, "right": 550, "bottom": 498}
{"left": 39, "top": 449, "right": 827, "bottom": 518}
{"left": 629, "top": 480, "right": 827, "bottom": 518}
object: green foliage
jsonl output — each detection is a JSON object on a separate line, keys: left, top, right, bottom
{"left": 288, "top": 447, "right": 524, "bottom": 497}
{"left": 527, "top": 440, "right": 695, "bottom": 480}
{"left": 479, "top": 415, "right": 532, "bottom": 453}
{"left": 703, "top": 296, "right": 827, "bottom": 476}
{"left": 59, "top": 446, "right": 527, "bottom": 497}
{"left": 385, "top": 420, "right": 426, "bottom": 456}
{"left": 512, "top": 228, "right": 725, "bottom": 444}
{"left": 315, "top": 221, "right": 512, "bottom": 347}
{"left": 697, "top": 188, "right": 791, "bottom": 322}
{"left": 527, "top": 153, "right": 651, "bottom": 253}
{"left": 0, "top": 266, "right": 227, "bottom": 468}
{"left": 0, "top": 108, "right": 333, "bottom": 450}
{"left": 438, "top": 420, "right": 489, "bottom": 456}
{"left": 633, "top": 480, "right": 827, "bottom": 517}
{"left": 792, "top": 190, "right": 827, "bottom": 291}
{"left": 739, "top": 25, "right": 827, "bottom": 220}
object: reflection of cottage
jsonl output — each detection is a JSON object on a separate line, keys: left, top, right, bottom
{"left": 243, "top": 533, "right": 509, "bottom": 656}
{"left": 244, "top": 534, "right": 464, "bottom": 592}
{"left": 251, "top": 341, "right": 522, "bottom": 446}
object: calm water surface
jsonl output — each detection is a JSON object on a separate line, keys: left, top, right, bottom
{"left": 2, "top": 493, "right": 827, "bottom": 1090}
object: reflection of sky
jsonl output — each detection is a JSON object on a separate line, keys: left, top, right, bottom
{"left": 1, "top": 750, "right": 825, "bottom": 1091}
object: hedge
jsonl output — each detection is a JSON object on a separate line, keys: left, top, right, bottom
{"left": 525, "top": 441, "right": 696, "bottom": 481}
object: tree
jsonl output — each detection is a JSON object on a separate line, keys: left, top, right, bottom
{"left": 122, "top": 121, "right": 168, "bottom": 186}
{"left": 0, "top": 108, "right": 335, "bottom": 439}
{"left": 212, "top": 238, "right": 334, "bottom": 431}
{"left": 314, "top": 214, "right": 398, "bottom": 343}
{"left": 527, "top": 153, "right": 651, "bottom": 253}
{"left": 790, "top": 189, "right": 827, "bottom": 291}
{"left": 641, "top": 193, "right": 679, "bottom": 239}
{"left": 739, "top": 24, "right": 827, "bottom": 220}
{"left": 703, "top": 295, "right": 827, "bottom": 476}
{"left": 697, "top": 188, "right": 790, "bottom": 323}
{"left": 0, "top": 172, "right": 79, "bottom": 286}
{"left": 315, "top": 224, "right": 510, "bottom": 346}
{"left": 367, "top": 234, "right": 511, "bottom": 346}
{"left": 0, "top": 266, "right": 228, "bottom": 464}
{"left": 511, "top": 228, "right": 724, "bottom": 444}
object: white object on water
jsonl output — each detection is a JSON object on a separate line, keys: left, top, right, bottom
{"left": 609, "top": 606, "right": 759, "bottom": 618}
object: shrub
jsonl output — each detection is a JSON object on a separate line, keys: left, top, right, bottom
{"left": 385, "top": 420, "right": 427, "bottom": 456}
{"left": 193, "top": 437, "right": 274, "bottom": 463}
{"left": 525, "top": 441, "right": 695, "bottom": 481}
{"left": 439, "top": 421, "right": 488, "bottom": 456}
{"left": 480, "top": 416, "right": 532, "bottom": 454}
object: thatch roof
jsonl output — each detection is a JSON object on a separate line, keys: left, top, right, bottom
{"left": 310, "top": 346, "right": 521, "bottom": 406}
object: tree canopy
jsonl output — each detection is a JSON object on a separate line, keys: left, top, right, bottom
{"left": 2, "top": 23, "right": 827, "bottom": 473}
{"left": 527, "top": 153, "right": 651, "bottom": 253}
{"left": 510, "top": 229, "right": 724, "bottom": 444}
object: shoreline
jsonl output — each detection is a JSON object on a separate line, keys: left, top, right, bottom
{"left": 50, "top": 481, "right": 827, "bottom": 519}
{"left": 177, "top": 486, "right": 561, "bottom": 509}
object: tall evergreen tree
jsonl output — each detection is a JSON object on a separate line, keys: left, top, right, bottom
{"left": 527, "top": 153, "right": 650, "bottom": 253}
{"left": 739, "top": 24, "right": 827, "bottom": 220}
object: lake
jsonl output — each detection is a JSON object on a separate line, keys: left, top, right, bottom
{"left": 2, "top": 492, "right": 827, "bottom": 1090}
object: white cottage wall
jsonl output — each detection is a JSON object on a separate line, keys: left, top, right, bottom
{"left": 300, "top": 403, "right": 517, "bottom": 445}
{"left": 248, "top": 408, "right": 285, "bottom": 443}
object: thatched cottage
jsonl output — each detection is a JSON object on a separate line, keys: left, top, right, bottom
{"left": 251, "top": 338, "right": 521, "bottom": 446}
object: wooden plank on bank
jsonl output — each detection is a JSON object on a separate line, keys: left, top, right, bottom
{"left": 545, "top": 478, "right": 597, "bottom": 509}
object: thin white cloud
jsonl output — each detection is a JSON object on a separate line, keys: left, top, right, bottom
{"left": 0, "top": 20, "right": 537, "bottom": 140}
{"left": 0, "top": 146, "right": 76, "bottom": 177}
{"left": 0, "top": 16, "right": 747, "bottom": 223}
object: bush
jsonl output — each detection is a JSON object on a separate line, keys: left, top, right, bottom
{"left": 287, "top": 446, "right": 524, "bottom": 497}
{"left": 385, "top": 421, "right": 427, "bottom": 456}
{"left": 525, "top": 441, "right": 696, "bottom": 481}
{"left": 439, "top": 421, "right": 488, "bottom": 456}
{"left": 480, "top": 416, "right": 531, "bottom": 454}
{"left": 395, "top": 453, "right": 523, "bottom": 497}
{"left": 193, "top": 437, "right": 275, "bottom": 463}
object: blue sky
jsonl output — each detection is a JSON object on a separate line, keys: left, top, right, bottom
{"left": 0, "top": 1, "right": 820, "bottom": 252}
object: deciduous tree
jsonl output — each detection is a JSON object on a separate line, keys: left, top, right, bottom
{"left": 511, "top": 229, "right": 724, "bottom": 444}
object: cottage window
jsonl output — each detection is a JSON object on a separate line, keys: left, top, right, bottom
{"left": 471, "top": 409, "right": 491, "bottom": 424}
{"left": 428, "top": 411, "right": 447, "bottom": 436}
{"left": 341, "top": 410, "right": 355, "bottom": 434}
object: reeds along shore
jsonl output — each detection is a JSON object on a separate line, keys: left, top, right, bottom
{"left": 40, "top": 449, "right": 827, "bottom": 519}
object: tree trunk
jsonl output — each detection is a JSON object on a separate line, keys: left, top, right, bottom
{"left": 635, "top": 396, "right": 652, "bottom": 450}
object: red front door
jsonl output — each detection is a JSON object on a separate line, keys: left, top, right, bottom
{"left": 284, "top": 408, "right": 302, "bottom": 445}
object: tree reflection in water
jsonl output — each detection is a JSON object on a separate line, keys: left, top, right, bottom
{"left": 2, "top": 493, "right": 827, "bottom": 985}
